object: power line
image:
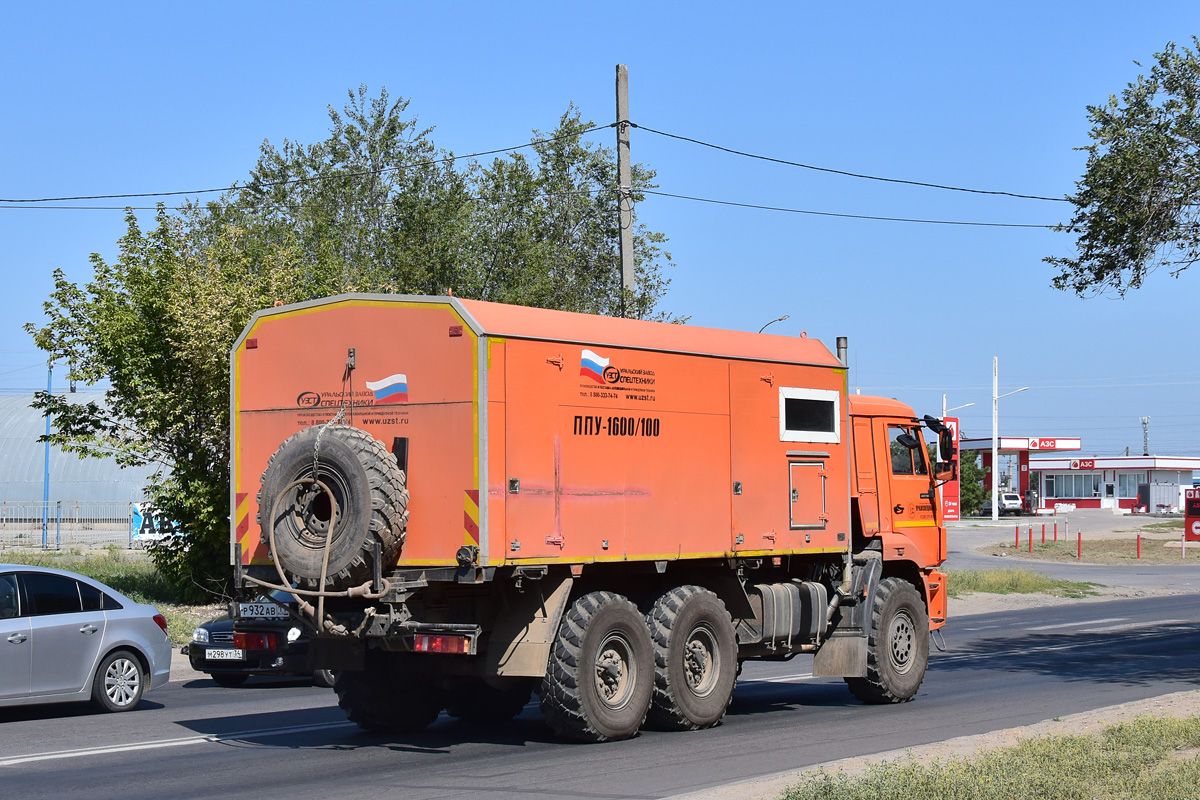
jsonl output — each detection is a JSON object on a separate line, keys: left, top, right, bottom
{"left": 0, "top": 124, "right": 615, "bottom": 204}
{"left": 642, "top": 190, "right": 1055, "bottom": 228}
{"left": 630, "top": 123, "right": 1069, "bottom": 203}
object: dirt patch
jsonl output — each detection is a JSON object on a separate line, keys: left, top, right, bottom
{"left": 950, "top": 584, "right": 1185, "bottom": 617}
{"left": 981, "top": 537, "right": 1200, "bottom": 566}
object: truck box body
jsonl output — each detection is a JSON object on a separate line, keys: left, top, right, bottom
{"left": 233, "top": 294, "right": 852, "bottom": 570}
{"left": 231, "top": 293, "right": 949, "bottom": 742}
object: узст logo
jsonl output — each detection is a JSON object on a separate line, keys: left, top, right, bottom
{"left": 296, "top": 392, "right": 321, "bottom": 408}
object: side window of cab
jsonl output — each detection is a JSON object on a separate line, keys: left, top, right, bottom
{"left": 888, "top": 426, "right": 928, "bottom": 476}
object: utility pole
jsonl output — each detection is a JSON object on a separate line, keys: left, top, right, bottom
{"left": 1141, "top": 416, "right": 1150, "bottom": 456}
{"left": 42, "top": 360, "right": 52, "bottom": 548}
{"left": 615, "top": 64, "right": 634, "bottom": 317}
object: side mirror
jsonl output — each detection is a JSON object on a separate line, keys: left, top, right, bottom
{"left": 923, "top": 414, "right": 947, "bottom": 434}
{"left": 935, "top": 462, "right": 957, "bottom": 482}
{"left": 938, "top": 429, "right": 954, "bottom": 461}
{"left": 896, "top": 432, "right": 920, "bottom": 450}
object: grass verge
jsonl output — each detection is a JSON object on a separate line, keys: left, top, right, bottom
{"left": 945, "top": 568, "right": 1100, "bottom": 599}
{"left": 780, "top": 714, "right": 1200, "bottom": 800}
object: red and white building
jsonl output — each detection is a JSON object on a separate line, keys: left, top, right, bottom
{"left": 960, "top": 436, "right": 1200, "bottom": 513}
{"left": 1028, "top": 455, "right": 1200, "bottom": 512}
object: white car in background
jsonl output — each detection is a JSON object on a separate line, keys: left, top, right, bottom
{"left": 982, "top": 492, "right": 1024, "bottom": 516}
{"left": 0, "top": 564, "right": 172, "bottom": 712}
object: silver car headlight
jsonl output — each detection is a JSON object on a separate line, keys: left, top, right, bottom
{"left": 192, "top": 627, "right": 210, "bottom": 644}
{"left": 287, "top": 626, "right": 301, "bottom": 643}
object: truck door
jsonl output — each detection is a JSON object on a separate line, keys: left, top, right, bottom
{"left": 884, "top": 423, "right": 942, "bottom": 562}
{"left": 852, "top": 417, "right": 880, "bottom": 535}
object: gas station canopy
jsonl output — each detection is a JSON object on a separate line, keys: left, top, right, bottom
{"left": 959, "top": 437, "right": 1082, "bottom": 454}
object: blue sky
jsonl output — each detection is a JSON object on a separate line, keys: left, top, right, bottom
{"left": 1, "top": 1, "right": 1197, "bottom": 458}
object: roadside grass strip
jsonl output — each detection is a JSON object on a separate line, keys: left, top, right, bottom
{"left": 945, "top": 568, "right": 1100, "bottom": 599}
{"left": 780, "top": 715, "right": 1200, "bottom": 800}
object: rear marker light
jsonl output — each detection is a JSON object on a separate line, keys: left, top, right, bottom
{"left": 413, "top": 634, "right": 470, "bottom": 654}
{"left": 153, "top": 614, "right": 169, "bottom": 636}
{"left": 449, "top": 325, "right": 463, "bottom": 338}
{"left": 246, "top": 338, "right": 258, "bottom": 349}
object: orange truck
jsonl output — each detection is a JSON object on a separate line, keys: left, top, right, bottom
{"left": 230, "top": 294, "right": 950, "bottom": 742}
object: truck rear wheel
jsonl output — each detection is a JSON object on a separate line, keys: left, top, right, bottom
{"left": 334, "top": 652, "right": 444, "bottom": 733}
{"left": 257, "top": 424, "right": 407, "bottom": 591}
{"left": 540, "top": 591, "right": 653, "bottom": 743}
{"left": 845, "top": 577, "right": 928, "bottom": 704}
{"left": 445, "top": 677, "right": 535, "bottom": 724}
{"left": 645, "top": 585, "right": 737, "bottom": 731}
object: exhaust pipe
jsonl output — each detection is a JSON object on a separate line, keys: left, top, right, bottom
{"left": 836, "top": 336, "right": 848, "bottom": 368}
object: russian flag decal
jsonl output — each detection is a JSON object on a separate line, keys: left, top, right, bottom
{"left": 366, "top": 373, "right": 409, "bottom": 404}
{"left": 580, "top": 349, "right": 609, "bottom": 384}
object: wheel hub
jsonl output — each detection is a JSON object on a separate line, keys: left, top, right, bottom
{"left": 594, "top": 633, "right": 636, "bottom": 710}
{"left": 888, "top": 610, "right": 915, "bottom": 674}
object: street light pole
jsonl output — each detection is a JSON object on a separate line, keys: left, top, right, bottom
{"left": 757, "top": 315, "right": 789, "bottom": 334}
{"left": 942, "top": 393, "right": 975, "bottom": 418}
{"left": 991, "top": 356, "right": 1029, "bottom": 521}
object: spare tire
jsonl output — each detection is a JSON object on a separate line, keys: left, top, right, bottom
{"left": 257, "top": 424, "right": 407, "bottom": 590}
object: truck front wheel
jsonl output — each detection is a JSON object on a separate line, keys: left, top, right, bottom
{"left": 540, "top": 591, "right": 653, "bottom": 742}
{"left": 845, "top": 577, "right": 929, "bottom": 704}
{"left": 645, "top": 585, "right": 737, "bottom": 731}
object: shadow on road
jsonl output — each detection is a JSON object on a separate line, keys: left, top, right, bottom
{"left": 932, "top": 621, "right": 1200, "bottom": 686}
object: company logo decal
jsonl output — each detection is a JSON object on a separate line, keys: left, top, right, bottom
{"left": 296, "top": 391, "right": 321, "bottom": 408}
{"left": 366, "top": 373, "right": 409, "bottom": 405}
{"left": 580, "top": 350, "right": 610, "bottom": 384}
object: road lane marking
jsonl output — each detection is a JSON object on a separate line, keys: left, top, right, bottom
{"left": 1026, "top": 617, "right": 1126, "bottom": 631}
{"left": 1080, "top": 619, "right": 1188, "bottom": 634}
{"left": 0, "top": 720, "right": 355, "bottom": 767}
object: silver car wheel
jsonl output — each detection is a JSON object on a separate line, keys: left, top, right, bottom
{"left": 104, "top": 656, "right": 142, "bottom": 707}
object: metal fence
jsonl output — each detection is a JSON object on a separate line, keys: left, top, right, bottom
{"left": 0, "top": 501, "right": 149, "bottom": 550}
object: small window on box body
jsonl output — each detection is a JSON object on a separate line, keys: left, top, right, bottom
{"left": 779, "top": 387, "right": 839, "bottom": 444}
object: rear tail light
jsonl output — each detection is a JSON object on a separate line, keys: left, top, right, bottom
{"left": 413, "top": 634, "right": 470, "bottom": 654}
{"left": 233, "top": 632, "right": 278, "bottom": 650}
{"left": 153, "top": 614, "right": 169, "bottom": 637}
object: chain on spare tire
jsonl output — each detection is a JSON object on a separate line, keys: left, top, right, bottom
{"left": 256, "top": 424, "right": 408, "bottom": 591}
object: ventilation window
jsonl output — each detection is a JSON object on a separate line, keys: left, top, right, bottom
{"left": 779, "top": 387, "right": 839, "bottom": 444}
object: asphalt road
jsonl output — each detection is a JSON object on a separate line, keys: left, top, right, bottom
{"left": 2, "top": 592, "right": 1198, "bottom": 800}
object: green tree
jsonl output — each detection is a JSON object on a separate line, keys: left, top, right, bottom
{"left": 1047, "top": 37, "right": 1200, "bottom": 296}
{"left": 958, "top": 451, "right": 988, "bottom": 516}
{"left": 28, "top": 87, "right": 680, "bottom": 599}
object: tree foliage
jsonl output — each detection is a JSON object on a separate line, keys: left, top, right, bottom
{"left": 958, "top": 451, "right": 988, "bottom": 516}
{"left": 1048, "top": 37, "right": 1200, "bottom": 296}
{"left": 28, "top": 87, "right": 679, "bottom": 599}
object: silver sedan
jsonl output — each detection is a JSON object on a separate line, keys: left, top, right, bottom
{"left": 0, "top": 563, "right": 172, "bottom": 712}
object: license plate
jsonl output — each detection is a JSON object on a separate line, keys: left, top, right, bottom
{"left": 238, "top": 602, "right": 289, "bottom": 619}
{"left": 206, "top": 649, "right": 245, "bottom": 660}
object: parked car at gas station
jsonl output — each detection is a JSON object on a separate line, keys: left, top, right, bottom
{"left": 981, "top": 492, "right": 1024, "bottom": 516}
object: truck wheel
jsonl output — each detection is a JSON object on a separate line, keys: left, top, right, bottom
{"left": 645, "top": 586, "right": 737, "bottom": 731}
{"left": 257, "top": 424, "right": 407, "bottom": 591}
{"left": 445, "top": 677, "right": 535, "bottom": 724}
{"left": 540, "top": 591, "right": 654, "bottom": 742}
{"left": 334, "top": 652, "right": 444, "bottom": 733}
{"left": 845, "top": 577, "right": 929, "bottom": 704}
